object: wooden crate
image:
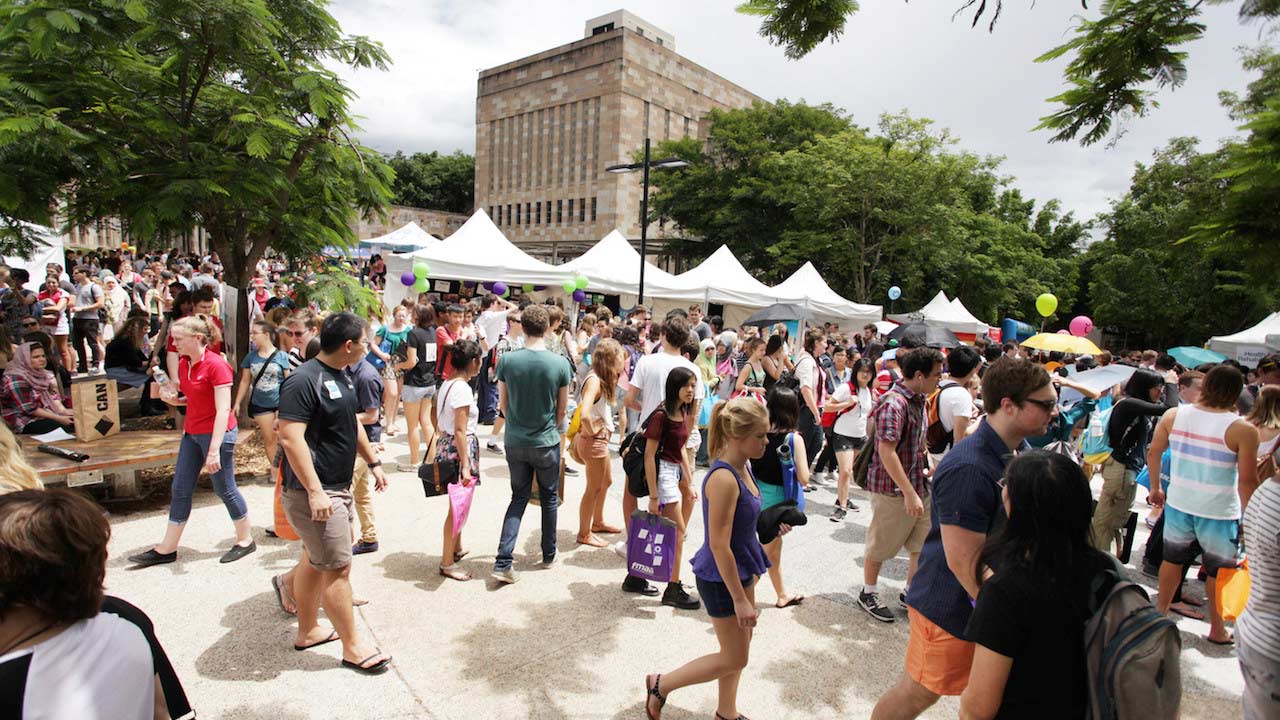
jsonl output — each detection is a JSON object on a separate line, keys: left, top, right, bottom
{"left": 70, "top": 376, "right": 120, "bottom": 442}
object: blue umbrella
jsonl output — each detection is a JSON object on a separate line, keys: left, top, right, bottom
{"left": 1167, "top": 346, "right": 1227, "bottom": 368}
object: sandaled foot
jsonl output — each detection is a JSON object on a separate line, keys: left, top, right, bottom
{"left": 353, "top": 598, "right": 369, "bottom": 607}
{"left": 294, "top": 629, "right": 340, "bottom": 651}
{"left": 645, "top": 673, "right": 665, "bottom": 720}
{"left": 294, "top": 627, "right": 339, "bottom": 651}
{"left": 439, "top": 565, "right": 472, "bottom": 581}
{"left": 776, "top": 594, "right": 804, "bottom": 609}
{"left": 577, "top": 534, "right": 609, "bottom": 548}
{"left": 1206, "top": 632, "right": 1235, "bottom": 646}
{"left": 272, "top": 574, "right": 297, "bottom": 615}
{"left": 1170, "top": 602, "right": 1205, "bottom": 621}
{"left": 454, "top": 549, "right": 470, "bottom": 563}
{"left": 342, "top": 650, "right": 392, "bottom": 675}
{"left": 592, "top": 523, "right": 623, "bottom": 534}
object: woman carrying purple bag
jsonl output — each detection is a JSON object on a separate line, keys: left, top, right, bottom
{"left": 644, "top": 397, "right": 791, "bottom": 720}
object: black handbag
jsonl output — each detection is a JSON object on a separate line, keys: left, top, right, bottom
{"left": 621, "top": 409, "right": 665, "bottom": 497}
{"left": 418, "top": 429, "right": 458, "bottom": 497}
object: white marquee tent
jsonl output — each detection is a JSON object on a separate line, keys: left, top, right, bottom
{"left": 948, "top": 297, "right": 991, "bottom": 335}
{"left": 888, "top": 291, "right": 989, "bottom": 335}
{"left": 364, "top": 222, "right": 441, "bottom": 253}
{"left": 558, "top": 230, "right": 691, "bottom": 297}
{"left": 1209, "top": 311, "right": 1280, "bottom": 366}
{"left": 771, "top": 261, "right": 882, "bottom": 327}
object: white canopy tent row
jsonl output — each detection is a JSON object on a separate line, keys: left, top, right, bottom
{"left": 363, "top": 222, "right": 441, "bottom": 253}
{"left": 769, "top": 261, "right": 882, "bottom": 328}
{"left": 1209, "top": 311, "right": 1280, "bottom": 366}
{"left": 887, "top": 290, "right": 990, "bottom": 337}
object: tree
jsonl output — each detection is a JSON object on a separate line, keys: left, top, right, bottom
{"left": 386, "top": 150, "right": 475, "bottom": 213}
{"left": 736, "top": 0, "right": 1279, "bottom": 145}
{"left": 0, "top": 0, "right": 394, "bottom": 356}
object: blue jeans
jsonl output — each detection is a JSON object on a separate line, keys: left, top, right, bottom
{"left": 169, "top": 428, "right": 246, "bottom": 524}
{"left": 479, "top": 353, "right": 499, "bottom": 423}
{"left": 494, "top": 443, "right": 560, "bottom": 570}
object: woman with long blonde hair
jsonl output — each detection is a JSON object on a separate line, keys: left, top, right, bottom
{"left": 1247, "top": 385, "right": 1280, "bottom": 482}
{"left": 574, "top": 338, "right": 624, "bottom": 546}
{"left": 0, "top": 423, "right": 42, "bottom": 494}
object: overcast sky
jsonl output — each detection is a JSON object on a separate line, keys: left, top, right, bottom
{"left": 328, "top": 1, "right": 1265, "bottom": 226}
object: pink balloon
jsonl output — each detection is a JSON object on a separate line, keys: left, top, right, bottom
{"left": 1069, "top": 315, "right": 1093, "bottom": 337}
{"left": 1057, "top": 329, "right": 1070, "bottom": 335}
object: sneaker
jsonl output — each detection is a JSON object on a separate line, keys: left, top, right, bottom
{"left": 398, "top": 462, "right": 417, "bottom": 473}
{"left": 823, "top": 471, "right": 835, "bottom": 483}
{"left": 846, "top": 500, "right": 859, "bottom": 511}
{"left": 353, "top": 540, "right": 380, "bottom": 555}
{"left": 662, "top": 582, "right": 702, "bottom": 610}
{"left": 564, "top": 465, "right": 578, "bottom": 476}
{"left": 858, "top": 590, "right": 895, "bottom": 623}
{"left": 899, "top": 591, "right": 909, "bottom": 610}
{"left": 612, "top": 540, "right": 628, "bottom": 559}
{"left": 220, "top": 541, "right": 257, "bottom": 564}
{"left": 487, "top": 441, "right": 504, "bottom": 456}
{"left": 803, "top": 485, "right": 816, "bottom": 493}
{"left": 831, "top": 506, "right": 847, "bottom": 522}
{"left": 541, "top": 554, "right": 556, "bottom": 567}
{"left": 491, "top": 568, "right": 518, "bottom": 584}
{"left": 128, "top": 548, "right": 177, "bottom": 567}
{"left": 622, "top": 574, "right": 660, "bottom": 597}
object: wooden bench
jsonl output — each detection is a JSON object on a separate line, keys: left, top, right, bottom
{"left": 21, "top": 430, "right": 183, "bottom": 498}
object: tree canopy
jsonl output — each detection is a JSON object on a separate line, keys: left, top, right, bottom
{"left": 386, "top": 150, "right": 474, "bottom": 213}
{"left": 648, "top": 102, "right": 1085, "bottom": 324}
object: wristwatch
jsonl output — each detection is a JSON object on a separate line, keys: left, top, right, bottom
{"left": 367, "top": 460, "right": 382, "bottom": 469}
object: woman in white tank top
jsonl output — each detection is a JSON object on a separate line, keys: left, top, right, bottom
{"left": 573, "top": 339, "right": 624, "bottom": 547}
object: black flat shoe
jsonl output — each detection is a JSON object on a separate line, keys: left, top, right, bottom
{"left": 622, "top": 575, "right": 660, "bottom": 597}
{"left": 219, "top": 541, "right": 257, "bottom": 564}
{"left": 128, "top": 549, "right": 177, "bottom": 567}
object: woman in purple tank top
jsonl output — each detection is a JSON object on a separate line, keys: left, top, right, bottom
{"left": 644, "top": 397, "right": 791, "bottom": 720}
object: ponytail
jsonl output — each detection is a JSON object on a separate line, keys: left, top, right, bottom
{"left": 707, "top": 396, "right": 769, "bottom": 459}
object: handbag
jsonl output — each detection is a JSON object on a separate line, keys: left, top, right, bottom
{"left": 418, "top": 388, "right": 461, "bottom": 497}
{"left": 622, "top": 409, "right": 665, "bottom": 497}
{"left": 780, "top": 432, "right": 806, "bottom": 513}
{"left": 625, "top": 510, "right": 676, "bottom": 583}
{"left": 1215, "top": 560, "right": 1250, "bottom": 622}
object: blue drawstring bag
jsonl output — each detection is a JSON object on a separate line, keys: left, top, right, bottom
{"left": 780, "top": 433, "right": 806, "bottom": 513}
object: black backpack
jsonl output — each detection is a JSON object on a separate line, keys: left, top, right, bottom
{"left": 620, "top": 408, "right": 665, "bottom": 497}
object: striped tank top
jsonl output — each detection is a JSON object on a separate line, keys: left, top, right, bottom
{"left": 1166, "top": 405, "right": 1242, "bottom": 521}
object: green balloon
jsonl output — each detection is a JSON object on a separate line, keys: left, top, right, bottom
{"left": 522, "top": 284, "right": 534, "bottom": 293}
{"left": 562, "top": 280, "right": 577, "bottom": 293}
{"left": 574, "top": 275, "right": 589, "bottom": 290}
{"left": 1035, "top": 292, "right": 1058, "bottom": 317}
{"left": 413, "top": 262, "right": 430, "bottom": 279}
{"left": 412, "top": 277, "right": 429, "bottom": 293}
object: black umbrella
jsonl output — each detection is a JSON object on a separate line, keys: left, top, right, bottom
{"left": 742, "top": 303, "right": 811, "bottom": 328}
{"left": 887, "top": 323, "right": 961, "bottom": 349}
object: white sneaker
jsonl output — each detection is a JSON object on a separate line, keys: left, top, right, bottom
{"left": 492, "top": 568, "right": 517, "bottom": 584}
{"left": 612, "top": 540, "right": 628, "bottom": 559}
{"left": 398, "top": 462, "right": 417, "bottom": 473}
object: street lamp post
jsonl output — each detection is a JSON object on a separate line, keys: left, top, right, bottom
{"left": 606, "top": 137, "right": 687, "bottom": 304}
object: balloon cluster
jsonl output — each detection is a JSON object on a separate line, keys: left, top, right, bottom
{"left": 400, "top": 260, "right": 432, "bottom": 293}
{"left": 562, "top": 273, "right": 589, "bottom": 303}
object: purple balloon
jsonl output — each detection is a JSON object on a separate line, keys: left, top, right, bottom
{"left": 400, "top": 270, "right": 417, "bottom": 286}
{"left": 572, "top": 289, "right": 586, "bottom": 303}
{"left": 482, "top": 282, "right": 494, "bottom": 291}
{"left": 462, "top": 280, "right": 476, "bottom": 289}
{"left": 492, "top": 281, "right": 507, "bottom": 296}
{"left": 534, "top": 285, "right": 547, "bottom": 291}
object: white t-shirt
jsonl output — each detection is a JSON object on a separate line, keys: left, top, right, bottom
{"left": 794, "top": 352, "right": 818, "bottom": 393}
{"left": 630, "top": 351, "right": 705, "bottom": 420}
{"left": 477, "top": 310, "right": 508, "bottom": 347}
{"left": 937, "top": 383, "right": 974, "bottom": 433}
{"left": 436, "top": 377, "right": 479, "bottom": 436}
{"left": 832, "top": 384, "right": 871, "bottom": 438}
{"left": 0, "top": 613, "right": 154, "bottom": 719}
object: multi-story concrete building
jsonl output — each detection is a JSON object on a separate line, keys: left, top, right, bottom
{"left": 474, "top": 10, "right": 763, "bottom": 263}
{"left": 352, "top": 204, "right": 469, "bottom": 241}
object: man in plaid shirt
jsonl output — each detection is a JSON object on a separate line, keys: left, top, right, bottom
{"left": 858, "top": 347, "right": 943, "bottom": 623}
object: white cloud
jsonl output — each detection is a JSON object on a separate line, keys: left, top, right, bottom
{"left": 328, "top": 1, "right": 1261, "bottom": 223}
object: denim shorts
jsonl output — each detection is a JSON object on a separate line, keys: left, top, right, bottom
{"left": 832, "top": 433, "right": 865, "bottom": 453}
{"left": 401, "top": 383, "right": 435, "bottom": 403}
{"left": 696, "top": 574, "right": 754, "bottom": 619}
{"left": 248, "top": 402, "right": 277, "bottom": 418}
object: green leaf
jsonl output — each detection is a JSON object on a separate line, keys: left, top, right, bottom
{"left": 245, "top": 133, "right": 270, "bottom": 159}
{"left": 44, "top": 10, "right": 79, "bottom": 32}
{"left": 123, "top": 0, "right": 149, "bottom": 22}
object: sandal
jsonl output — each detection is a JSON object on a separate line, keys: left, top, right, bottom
{"left": 454, "top": 549, "right": 470, "bottom": 563}
{"left": 716, "top": 715, "right": 751, "bottom": 720}
{"left": 438, "top": 565, "right": 472, "bottom": 581}
{"left": 342, "top": 650, "right": 392, "bottom": 675}
{"left": 272, "top": 574, "right": 297, "bottom": 616}
{"left": 645, "top": 673, "right": 666, "bottom": 720}
{"left": 1170, "top": 602, "right": 1205, "bottom": 621}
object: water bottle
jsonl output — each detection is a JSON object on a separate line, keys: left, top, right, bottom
{"left": 152, "top": 366, "right": 178, "bottom": 400}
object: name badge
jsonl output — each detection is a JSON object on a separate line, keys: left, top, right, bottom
{"left": 324, "top": 380, "right": 343, "bottom": 399}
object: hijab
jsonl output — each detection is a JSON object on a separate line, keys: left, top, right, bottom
{"left": 7, "top": 342, "right": 58, "bottom": 405}
{"left": 696, "top": 337, "right": 718, "bottom": 383}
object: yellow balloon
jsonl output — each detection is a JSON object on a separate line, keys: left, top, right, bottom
{"left": 1035, "top": 293, "right": 1058, "bottom": 317}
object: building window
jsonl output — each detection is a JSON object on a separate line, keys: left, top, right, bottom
{"left": 515, "top": 203, "right": 521, "bottom": 226}
{"left": 579, "top": 198, "right": 586, "bottom": 223}
{"left": 488, "top": 205, "right": 494, "bottom": 220}
{"left": 535, "top": 201, "right": 541, "bottom": 224}
{"left": 525, "top": 202, "right": 532, "bottom": 226}
{"left": 591, "top": 197, "right": 598, "bottom": 223}
{"left": 556, "top": 199, "right": 563, "bottom": 224}
{"left": 506, "top": 204, "right": 512, "bottom": 226}
{"left": 592, "top": 22, "right": 614, "bottom": 35}
{"left": 567, "top": 199, "right": 575, "bottom": 224}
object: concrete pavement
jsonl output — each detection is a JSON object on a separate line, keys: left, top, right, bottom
{"left": 101, "top": 427, "right": 1244, "bottom": 719}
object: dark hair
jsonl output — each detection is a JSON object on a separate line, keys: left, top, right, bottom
{"left": 765, "top": 384, "right": 800, "bottom": 431}
{"left": 975, "top": 451, "right": 1101, "bottom": 595}
{"left": 449, "top": 338, "right": 483, "bottom": 373}
{"left": 664, "top": 366, "right": 696, "bottom": 415}
{"left": 190, "top": 285, "right": 215, "bottom": 305}
{"left": 480, "top": 295, "right": 497, "bottom": 310}
{"left": 947, "top": 346, "right": 982, "bottom": 379}
{"left": 850, "top": 359, "right": 874, "bottom": 391}
{"left": 319, "top": 311, "right": 367, "bottom": 353}
{"left": 900, "top": 347, "right": 943, "bottom": 381}
{"left": 10, "top": 268, "right": 29, "bottom": 283}
{"left": 1002, "top": 342, "right": 1017, "bottom": 353}
{"left": 680, "top": 339, "right": 699, "bottom": 362}
{"left": 521, "top": 304, "right": 549, "bottom": 337}
{"left": 981, "top": 357, "right": 1052, "bottom": 414}
{"left": 1155, "top": 354, "right": 1178, "bottom": 372}
{"left": 764, "top": 334, "right": 785, "bottom": 357}
{"left": 708, "top": 315, "right": 723, "bottom": 332}
{"left": 446, "top": 303, "right": 465, "bottom": 316}
{"left": 983, "top": 346, "right": 1003, "bottom": 363}
{"left": 0, "top": 489, "right": 110, "bottom": 623}
{"left": 1200, "top": 364, "right": 1244, "bottom": 409}
{"left": 660, "top": 316, "right": 690, "bottom": 348}
{"left": 415, "top": 304, "right": 436, "bottom": 329}
{"left": 1123, "top": 368, "right": 1165, "bottom": 401}
{"left": 831, "top": 345, "right": 846, "bottom": 357}
{"left": 803, "top": 328, "right": 825, "bottom": 353}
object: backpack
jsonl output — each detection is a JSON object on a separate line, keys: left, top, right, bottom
{"left": 1084, "top": 560, "right": 1182, "bottom": 720}
{"left": 1081, "top": 395, "right": 1115, "bottom": 465}
{"left": 487, "top": 335, "right": 510, "bottom": 383}
{"left": 925, "top": 381, "right": 961, "bottom": 455}
{"left": 620, "top": 408, "right": 665, "bottom": 498}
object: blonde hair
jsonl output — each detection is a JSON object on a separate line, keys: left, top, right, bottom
{"left": 171, "top": 314, "right": 222, "bottom": 347}
{"left": 707, "top": 396, "right": 769, "bottom": 459}
{"left": 591, "top": 339, "right": 623, "bottom": 403}
{"left": 0, "top": 424, "right": 43, "bottom": 494}
{"left": 1248, "top": 385, "right": 1280, "bottom": 430}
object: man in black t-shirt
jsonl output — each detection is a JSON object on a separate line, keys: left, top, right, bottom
{"left": 277, "top": 312, "right": 391, "bottom": 675}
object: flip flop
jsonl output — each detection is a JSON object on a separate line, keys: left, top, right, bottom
{"left": 1206, "top": 634, "right": 1235, "bottom": 646}
{"left": 272, "top": 574, "right": 297, "bottom": 616}
{"left": 776, "top": 595, "right": 804, "bottom": 609}
{"left": 454, "top": 549, "right": 470, "bottom": 563}
{"left": 293, "top": 630, "right": 340, "bottom": 651}
{"left": 1170, "top": 603, "right": 1205, "bottom": 621}
{"left": 343, "top": 651, "right": 392, "bottom": 675}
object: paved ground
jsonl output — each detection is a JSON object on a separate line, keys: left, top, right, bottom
{"left": 99, "top": 425, "right": 1245, "bottom": 720}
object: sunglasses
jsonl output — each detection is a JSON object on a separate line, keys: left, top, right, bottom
{"left": 1021, "top": 397, "right": 1058, "bottom": 413}
{"left": 291, "top": 331, "right": 306, "bottom": 338}
{"left": 22, "top": 321, "right": 38, "bottom": 327}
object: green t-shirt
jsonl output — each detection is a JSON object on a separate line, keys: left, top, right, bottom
{"left": 496, "top": 347, "right": 572, "bottom": 449}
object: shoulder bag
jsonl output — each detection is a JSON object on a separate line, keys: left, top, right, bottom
{"left": 418, "top": 380, "right": 460, "bottom": 497}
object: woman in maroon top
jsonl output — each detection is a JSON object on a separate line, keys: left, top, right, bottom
{"left": 129, "top": 315, "right": 255, "bottom": 567}
{"left": 642, "top": 366, "right": 700, "bottom": 610}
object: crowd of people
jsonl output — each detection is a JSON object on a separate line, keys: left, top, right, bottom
{"left": 1, "top": 245, "right": 1278, "bottom": 719}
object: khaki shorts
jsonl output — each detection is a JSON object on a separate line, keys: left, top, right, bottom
{"left": 866, "top": 491, "right": 931, "bottom": 563}
{"left": 282, "top": 486, "right": 354, "bottom": 571}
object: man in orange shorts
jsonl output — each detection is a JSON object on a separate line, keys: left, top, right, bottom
{"left": 872, "top": 358, "right": 1057, "bottom": 719}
